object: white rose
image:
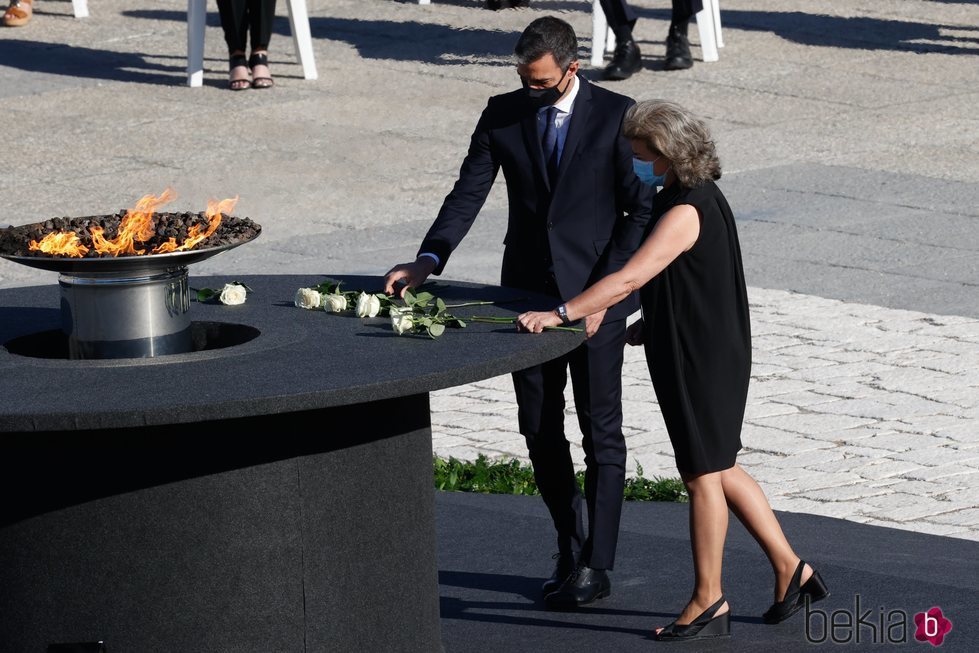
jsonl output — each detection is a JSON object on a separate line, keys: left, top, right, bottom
{"left": 390, "top": 307, "right": 414, "bottom": 335}
{"left": 219, "top": 283, "right": 247, "bottom": 305}
{"left": 355, "top": 292, "right": 381, "bottom": 318}
{"left": 322, "top": 293, "right": 347, "bottom": 313}
{"left": 294, "top": 287, "right": 322, "bottom": 310}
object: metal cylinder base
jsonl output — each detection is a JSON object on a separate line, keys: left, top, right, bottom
{"left": 59, "top": 267, "right": 192, "bottom": 359}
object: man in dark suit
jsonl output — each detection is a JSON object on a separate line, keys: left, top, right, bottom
{"left": 384, "top": 16, "right": 651, "bottom": 609}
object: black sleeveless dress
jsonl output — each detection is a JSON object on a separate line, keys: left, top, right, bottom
{"left": 640, "top": 180, "right": 751, "bottom": 475}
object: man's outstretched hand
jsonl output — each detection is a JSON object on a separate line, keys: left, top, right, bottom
{"left": 383, "top": 257, "right": 437, "bottom": 298}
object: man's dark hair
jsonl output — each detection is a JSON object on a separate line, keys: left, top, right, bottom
{"left": 514, "top": 16, "right": 579, "bottom": 70}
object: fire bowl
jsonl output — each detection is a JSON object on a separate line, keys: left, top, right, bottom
{"left": 0, "top": 214, "right": 261, "bottom": 359}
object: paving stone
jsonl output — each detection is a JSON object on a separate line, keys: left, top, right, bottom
{"left": 765, "top": 448, "right": 849, "bottom": 469}
{"left": 782, "top": 471, "right": 868, "bottom": 493}
{"left": 855, "top": 458, "right": 929, "bottom": 481}
{"left": 851, "top": 432, "right": 955, "bottom": 454}
{"left": 924, "top": 508, "right": 979, "bottom": 528}
{"left": 864, "top": 520, "right": 973, "bottom": 538}
{"left": 859, "top": 495, "right": 961, "bottom": 523}
{"left": 747, "top": 379, "right": 819, "bottom": 399}
{"left": 902, "top": 465, "right": 979, "bottom": 482}
{"left": 806, "top": 456, "right": 881, "bottom": 475}
{"left": 743, "top": 401, "right": 799, "bottom": 420}
{"left": 749, "top": 412, "right": 877, "bottom": 435}
{"left": 787, "top": 361, "right": 897, "bottom": 383}
{"left": 797, "top": 485, "right": 892, "bottom": 502}
{"left": 889, "top": 446, "right": 979, "bottom": 466}
{"left": 768, "top": 391, "right": 846, "bottom": 408}
{"left": 813, "top": 398, "right": 920, "bottom": 420}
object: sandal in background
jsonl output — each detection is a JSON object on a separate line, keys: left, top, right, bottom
{"left": 228, "top": 53, "right": 251, "bottom": 92}
{"left": 249, "top": 52, "right": 274, "bottom": 89}
{"left": 3, "top": 0, "right": 33, "bottom": 27}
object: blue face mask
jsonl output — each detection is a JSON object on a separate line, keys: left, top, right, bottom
{"left": 633, "top": 157, "right": 667, "bottom": 187}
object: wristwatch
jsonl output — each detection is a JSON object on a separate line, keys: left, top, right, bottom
{"left": 556, "top": 304, "right": 572, "bottom": 325}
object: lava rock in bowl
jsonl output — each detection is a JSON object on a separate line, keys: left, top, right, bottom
{"left": 0, "top": 213, "right": 262, "bottom": 259}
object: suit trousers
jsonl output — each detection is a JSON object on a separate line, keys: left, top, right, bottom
{"left": 216, "top": 0, "right": 277, "bottom": 54}
{"left": 600, "top": 0, "right": 704, "bottom": 39}
{"left": 511, "top": 317, "right": 627, "bottom": 571}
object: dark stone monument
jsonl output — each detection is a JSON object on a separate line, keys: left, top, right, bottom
{"left": 0, "top": 274, "right": 580, "bottom": 653}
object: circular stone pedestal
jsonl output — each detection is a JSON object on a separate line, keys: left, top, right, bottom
{"left": 0, "top": 274, "right": 582, "bottom": 653}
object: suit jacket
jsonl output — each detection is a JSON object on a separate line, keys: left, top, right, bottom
{"left": 418, "top": 76, "right": 653, "bottom": 322}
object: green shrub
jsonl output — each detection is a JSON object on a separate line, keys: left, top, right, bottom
{"left": 434, "top": 455, "right": 687, "bottom": 503}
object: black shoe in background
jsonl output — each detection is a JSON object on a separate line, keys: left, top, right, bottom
{"left": 542, "top": 552, "right": 576, "bottom": 596}
{"left": 485, "top": 0, "right": 530, "bottom": 8}
{"left": 544, "top": 564, "right": 611, "bottom": 609}
{"left": 664, "top": 24, "right": 694, "bottom": 70}
{"left": 604, "top": 37, "right": 642, "bottom": 81}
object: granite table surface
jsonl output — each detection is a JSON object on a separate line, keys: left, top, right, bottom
{"left": 0, "top": 274, "right": 582, "bottom": 432}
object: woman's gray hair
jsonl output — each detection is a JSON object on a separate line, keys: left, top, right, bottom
{"left": 623, "top": 100, "right": 721, "bottom": 187}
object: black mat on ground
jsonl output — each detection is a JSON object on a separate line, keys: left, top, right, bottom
{"left": 436, "top": 492, "right": 978, "bottom": 652}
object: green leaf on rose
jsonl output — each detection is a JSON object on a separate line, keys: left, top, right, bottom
{"left": 428, "top": 322, "right": 445, "bottom": 338}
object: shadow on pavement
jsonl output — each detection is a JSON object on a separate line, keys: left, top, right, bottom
{"left": 714, "top": 9, "right": 979, "bottom": 55}
{"left": 0, "top": 39, "right": 181, "bottom": 85}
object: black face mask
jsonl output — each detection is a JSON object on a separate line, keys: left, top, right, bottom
{"left": 522, "top": 71, "right": 571, "bottom": 110}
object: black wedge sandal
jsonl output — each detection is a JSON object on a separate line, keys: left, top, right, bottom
{"left": 249, "top": 52, "right": 274, "bottom": 89}
{"left": 655, "top": 595, "right": 731, "bottom": 642}
{"left": 763, "top": 560, "right": 830, "bottom": 624}
{"left": 228, "top": 54, "right": 250, "bottom": 91}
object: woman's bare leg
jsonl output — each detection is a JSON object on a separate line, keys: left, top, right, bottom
{"left": 656, "top": 470, "right": 730, "bottom": 632}
{"left": 719, "top": 463, "right": 812, "bottom": 600}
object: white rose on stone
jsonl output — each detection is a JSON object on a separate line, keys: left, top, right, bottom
{"left": 219, "top": 283, "right": 248, "bottom": 306}
{"left": 390, "top": 307, "right": 414, "bottom": 335}
{"left": 294, "top": 287, "right": 322, "bottom": 310}
{"left": 355, "top": 292, "right": 381, "bottom": 318}
{"left": 322, "top": 293, "right": 347, "bottom": 313}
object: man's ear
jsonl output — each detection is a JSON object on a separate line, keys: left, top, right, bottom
{"left": 567, "top": 60, "right": 580, "bottom": 77}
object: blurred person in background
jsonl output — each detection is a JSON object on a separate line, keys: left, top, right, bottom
{"left": 485, "top": 0, "right": 704, "bottom": 78}
{"left": 217, "top": 0, "right": 277, "bottom": 90}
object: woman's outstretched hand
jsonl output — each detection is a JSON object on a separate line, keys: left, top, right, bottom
{"left": 516, "top": 310, "right": 563, "bottom": 333}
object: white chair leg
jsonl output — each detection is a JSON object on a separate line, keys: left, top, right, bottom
{"left": 187, "top": 0, "right": 206, "bottom": 88}
{"left": 695, "top": 0, "right": 719, "bottom": 63}
{"left": 590, "top": 0, "right": 606, "bottom": 67}
{"left": 711, "top": 0, "right": 724, "bottom": 48}
{"left": 287, "top": 0, "right": 318, "bottom": 80}
{"left": 72, "top": 0, "right": 89, "bottom": 19}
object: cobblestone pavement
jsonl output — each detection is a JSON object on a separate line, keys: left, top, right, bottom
{"left": 432, "top": 287, "right": 979, "bottom": 541}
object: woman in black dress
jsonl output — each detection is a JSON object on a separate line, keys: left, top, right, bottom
{"left": 517, "top": 100, "right": 829, "bottom": 641}
{"left": 217, "top": 0, "right": 276, "bottom": 90}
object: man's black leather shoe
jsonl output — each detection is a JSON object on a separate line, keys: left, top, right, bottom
{"left": 664, "top": 26, "right": 693, "bottom": 70}
{"left": 604, "top": 37, "right": 642, "bottom": 81}
{"left": 544, "top": 564, "right": 611, "bottom": 609}
{"left": 542, "top": 552, "right": 576, "bottom": 596}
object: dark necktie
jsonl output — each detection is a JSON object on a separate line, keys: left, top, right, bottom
{"left": 541, "top": 106, "right": 559, "bottom": 182}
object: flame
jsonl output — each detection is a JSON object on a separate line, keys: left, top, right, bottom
{"left": 152, "top": 195, "right": 238, "bottom": 254}
{"left": 28, "top": 231, "right": 90, "bottom": 258}
{"left": 90, "top": 188, "right": 176, "bottom": 256}
{"left": 23, "top": 189, "right": 239, "bottom": 258}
